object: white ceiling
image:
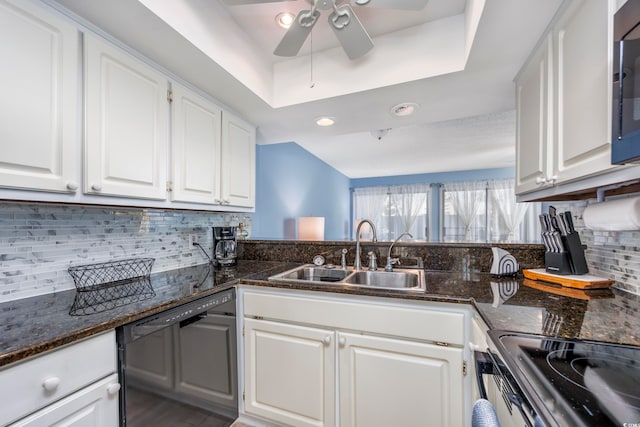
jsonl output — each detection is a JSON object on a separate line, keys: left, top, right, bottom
{"left": 51, "top": 0, "right": 563, "bottom": 178}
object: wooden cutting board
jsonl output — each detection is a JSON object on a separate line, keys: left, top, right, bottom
{"left": 523, "top": 268, "right": 615, "bottom": 289}
{"left": 522, "top": 279, "right": 614, "bottom": 300}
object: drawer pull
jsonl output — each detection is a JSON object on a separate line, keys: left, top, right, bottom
{"left": 42, "top": 377, "right": 60, "bottom": 392}
{"left": 107, "top": 382, "right": 121, "bottom": 396}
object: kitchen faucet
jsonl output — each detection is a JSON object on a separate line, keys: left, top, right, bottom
{"left": 385, "top": 232, "right": 413, "bottom": 272}
{"left": 354, "top": 219, "right": 377, "bottom": 271}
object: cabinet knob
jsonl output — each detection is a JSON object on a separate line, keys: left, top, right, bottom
{"left": 222, "top": 199, "right": 230, "bottom": 205}
{"left": 323, "top": 335, "right": 331, "bottom": 345}
{"left": 214, "top": 198, "right": 221, "bottom": 204}
{"left": 535, "top": 177, "right": 546, "bottom": 185}
{"left": 42, "top": 377, "right": 60, "bottom": 393}
{"left": 548, "top": 175, "right": 557, "bottom": 183}
{"left": 107, "top": 383, "right": 121, "bottom": 397}
{"left": 338, "top": 336, "right": 346, "bottom": 347}
{"left": 66, "top": 182, "right": 79, "bottom": 191}
{"left": 91, "top": 184, "right": 102, "bottom": 192}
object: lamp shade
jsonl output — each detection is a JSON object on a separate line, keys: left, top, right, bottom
{"left": 298, "top": 217, "right": 325, "bottom": 240}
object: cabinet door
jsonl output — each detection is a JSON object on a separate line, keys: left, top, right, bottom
{"left": 0, "top": 0, "right": 79, "bottom": 193}
{"left": 221, "top": 112, "right": 255, "bottom": 208}
{"left": 338, "top": 332, "right": 464, "bottom": 427}
{"left": 244, "top": 318, "right": 335, "bottom": 427}
{"left": 85, "top": 34, "right": 168, "bottom": 200}
{"left": 553, "top": 0, "right": 614, "bottom": 183}
{"left": 10, "top": 374, "right": 120, "bottom": 427}
{"left": 174, "top": 313, "right": 237, "bottom": 410}
{"left": 126, "top": 328, "right": 173, "bottom": 389}
{"left": 516, "top": 35, "right": 553, "bottom": 195}
{"left": 170, "top": 84, "right": 222, "bottom": 204}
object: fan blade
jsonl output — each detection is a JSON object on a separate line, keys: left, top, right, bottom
{"left": 224, "top": 0, "right": 294, "bottom": 5}
{"left": 350, "top": 0, "right": 429, "bottom": 10}
{"left": 329, "top": 5, "right": 373, "bottom": 60}
{"left": 274, "top": 9, "right": 320, "bottom": 57}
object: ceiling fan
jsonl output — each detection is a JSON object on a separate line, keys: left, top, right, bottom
{"left": 223, "top": 0, "right": 430, "bottom": 60}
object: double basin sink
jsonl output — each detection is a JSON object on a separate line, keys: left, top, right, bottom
{"left": 269, "top": 264, "right": 426, "bottom": 292}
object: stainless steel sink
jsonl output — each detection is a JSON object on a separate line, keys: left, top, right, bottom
{"left": 269, "top": 265, "right": 425, "bottom": 292}
{"left": 343, "top": 270, "right": 423, "bottom": 290}
{"left": 275, "top": 266, "right": 351, "bottom": 283}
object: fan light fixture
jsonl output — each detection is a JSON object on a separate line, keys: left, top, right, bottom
{"left": 224, "top": 0, "right": 429, "bottom": 60}
{"left": 275, "top": 12, "right": 295, "bottom": 29}
{"left": 391, "top": 102, "right": 419, "bottom": 117}
{"left": 315, "top": 116, "right": 335, "bottom": 126}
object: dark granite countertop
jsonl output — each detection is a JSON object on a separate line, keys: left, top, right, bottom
{"left": 1, "top": 260, "right": 639, "bottom": 368}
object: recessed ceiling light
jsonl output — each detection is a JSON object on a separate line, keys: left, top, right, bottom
{"left": 391, "top": 102, "right": 419, "bottom": 117}
{"left": 275, "top": 12, "right": 295, "bottom": 29}
{"left": 315, "top": 116, "right": 335, "bottom": 127}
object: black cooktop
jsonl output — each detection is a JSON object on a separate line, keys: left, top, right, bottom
{"left": 490, "top": 331, "right": 640, "bottom": 427}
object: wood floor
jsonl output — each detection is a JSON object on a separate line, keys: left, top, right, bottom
{"left": 127, "top": 387, "right": 235, "bottom": 427}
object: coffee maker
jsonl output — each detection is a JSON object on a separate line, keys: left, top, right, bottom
{"left": 212, "top": 226, "right": 238, "bottom": 267}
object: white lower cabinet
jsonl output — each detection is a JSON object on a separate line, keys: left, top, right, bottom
{"left": 0, "top": 331, "right": 118, "bottom": 426}
{"left": 338, "top": 332, "right": 463, "bottom": 427}
{"left": 241, "top": 289, "right": 466, "bottom": 427}
{"left": 10, "top": 374, "right": 120, "bottom": 427}
{"left": 244, "top": 319, "right": 335, "bottom": 427}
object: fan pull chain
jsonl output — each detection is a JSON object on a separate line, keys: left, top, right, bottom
{"left": 310, "top": 28, "right": 315, "bottom": 88}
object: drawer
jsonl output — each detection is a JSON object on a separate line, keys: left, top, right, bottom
{"left": 0, "top": 331, "right": 116, "bottom": 426}
{"left": 243, "top": 291, "right": 465, "bottom": 346}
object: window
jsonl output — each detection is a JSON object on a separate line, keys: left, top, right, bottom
{"left": 442, "top": 179, "right": 541, "bottom": 243}
{"left": 353, "top": 184, "right": 429, "bottom": 241}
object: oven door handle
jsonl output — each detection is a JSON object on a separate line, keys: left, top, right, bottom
{"left": 474, "top": 351, "right": 493, "bottom": 400}
{"left": 475, "top": 351, "right": 538, "bottom": 427}
{"left": 179, "top": 313, "right": 207, "bottom": 328}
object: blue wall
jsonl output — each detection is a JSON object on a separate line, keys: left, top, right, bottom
{"left": 253, "top": 142, "right": 351, "bottom": 240}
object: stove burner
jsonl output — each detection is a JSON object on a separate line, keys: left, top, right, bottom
{"left": 492, "top": 331, "right": 640, "bottom": 427}
{"left": 546, "top": 348, "right": 640, "bottom": 411}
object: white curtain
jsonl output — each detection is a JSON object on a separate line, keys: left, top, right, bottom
{"left": 390, "top": 184, "right": 428, "bottom": 237}
{"left": 489, "top": 179, "right": 530, "bottom": 242}
{"left": 352, "top": 186, "right": 387, "bottom": 239}
{"left": 445, "top": 181, "right": 486, "bottom": 240}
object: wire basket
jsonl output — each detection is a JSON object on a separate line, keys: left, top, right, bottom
{"left": 68, "top": 258, "right": 155, "bottom": 316}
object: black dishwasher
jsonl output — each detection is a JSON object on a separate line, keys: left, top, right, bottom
{"left": 116, "top": 288, "right": 237, "bottom": 427}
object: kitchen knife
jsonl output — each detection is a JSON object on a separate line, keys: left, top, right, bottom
{"left": 564, "top": 211, "right": 575, "bottom": 233}
{"left": 552, "top": 230, "right": 565, "bottom": 252}
{"left": 541, "top": 214, "right": 558, "bottom": 252}
{"left": 548, "top": 206, "right": 561, "bottom": 232}
{"left": 556, "top": 212, "right": 568, "bottom": 236}
{"left": 539, "top": 214, "right": 552, "bottom": 252}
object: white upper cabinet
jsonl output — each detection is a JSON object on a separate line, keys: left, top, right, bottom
{"left": 221, "top": 112, "right": 256, "bottom": 208}
{"left": 552, "top": 0, "right": 614, "bottom": 182}
{"left": 516, "top": 0, "right": 615, "bottom": 197}
{"left": 170, "top": 84, "right": 222, "bottom": 204}
{"left": 84, "top": 33, "right": 169, "bottom": 200}
{"left": 516, "top": 36, "right": 552, "bottom": 194}
{"left": 0, "top": 0, "right": 79, "bottom": 193}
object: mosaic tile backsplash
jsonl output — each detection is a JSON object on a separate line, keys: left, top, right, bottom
{"left": 0, "top": 201, "right": 252, "bottom": 302}
{"left": 552, "top": 200, "right": 640, "bottom": 296}
{"left": 2, "top": 197, "right": 640, "bottom": 302}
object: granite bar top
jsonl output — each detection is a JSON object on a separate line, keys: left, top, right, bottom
{"left": 1, "top": 260, "right": 639, "bottom": 368}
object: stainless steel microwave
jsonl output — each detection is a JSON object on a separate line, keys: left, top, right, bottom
{"left": 612, "top": 0, "right": 640, "bottom": 164}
